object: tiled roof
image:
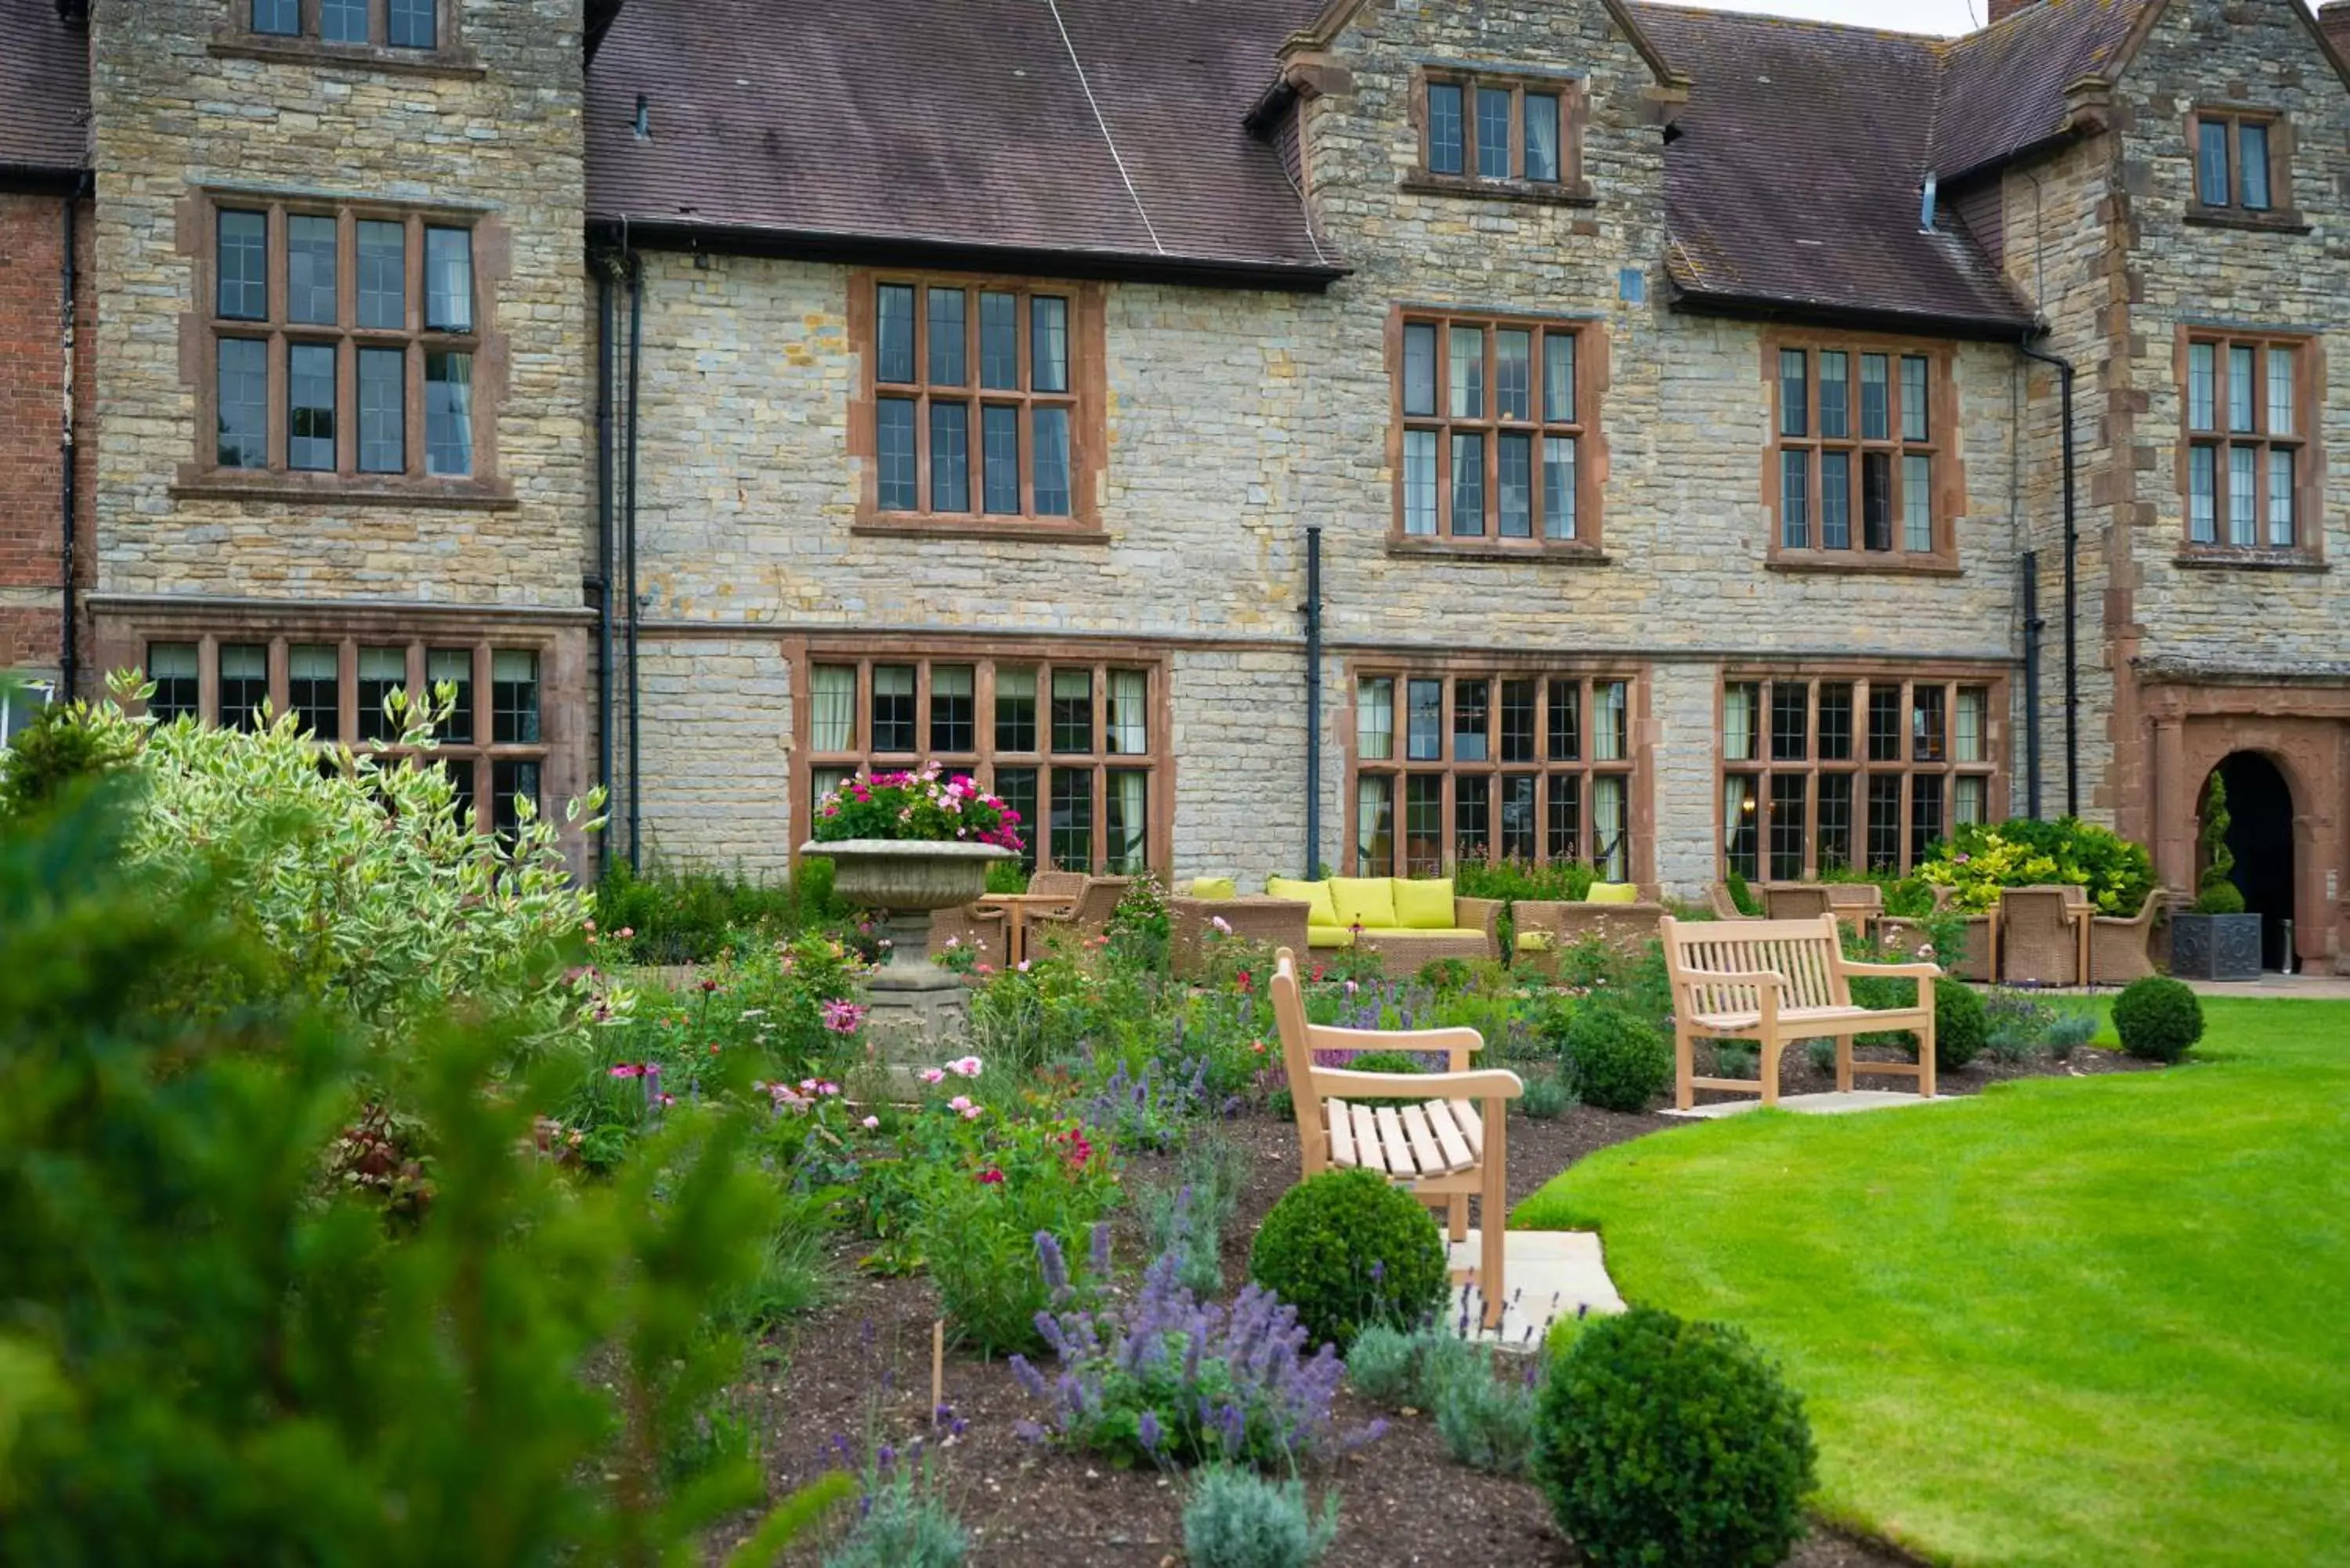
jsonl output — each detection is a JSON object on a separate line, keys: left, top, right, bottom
{"left": 585, "top": 0, "right": 1343, "bottom": 284}
{"left": 1931, "top": 0, "right": 2153, "bottom": 179}
{"left": 0, "top": 0, "right": 90, "bottom": 180}
{"left": 1632, "top": 4, "right": 2041, "bottom": 333}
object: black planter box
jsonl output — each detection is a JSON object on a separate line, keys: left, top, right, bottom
{"left": 2168, "top": 912, "right": 2263, "bottom": 981}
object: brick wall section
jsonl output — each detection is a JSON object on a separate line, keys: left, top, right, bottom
{"left": 0, "top": 191, "right": 95, "bottom": 685}
{"left": 85, "top": 0, "right": 591, "bottom": 607}
{"left": 616, "top": 0, "right": 2032, "bottom": 889}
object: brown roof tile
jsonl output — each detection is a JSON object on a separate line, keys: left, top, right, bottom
{"left": 0, "top": 0, "right": 90, "bottom": 180}
{"left": 1931, "top": 0, "right": 2152, "bottom": 179}
{"left": 585, "top": 0, "right": 1341, "bottom": 283}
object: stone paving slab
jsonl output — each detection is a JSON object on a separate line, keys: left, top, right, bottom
{"left": 1445, "top": 1229, "right": 1625, "bottom": 1352}
{"left": 1659, "top": 1089, "right": 1950, "bottom": 1120}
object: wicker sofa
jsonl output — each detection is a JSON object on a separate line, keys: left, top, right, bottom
{"left": 1169, "top": 894, "right": 1311, "bottom": 977}
{"left": 1260, "top": 875, "right": 1501, "bottom": 977}
{"left": 1513, "top": 886, "right": 1666, "bottom": 969}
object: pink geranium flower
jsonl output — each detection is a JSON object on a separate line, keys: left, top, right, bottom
{"left": 920, "top": 1068, "right": 946, "bottom": 1085}
{"left": 946, "top": 1055, "right": 982, "bottom": 1078}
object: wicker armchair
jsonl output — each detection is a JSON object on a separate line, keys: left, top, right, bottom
{"left": 1170, "top": 895, "right": 1310, "bottom": 978}
{"left": 929, "top": 901, "right": 1008, "bottom": 965}
{"left": 1762, "top": 884, "right": 1834, "bottom": 921}
{"left": 1513, "top": 895, "right": 1666, "bottom": 971}
{"left": 1028, "top": 875, "right": 1131, "bottom": 951}
{"left": 1709, "top": 883, "right": 1759, "bottom": 920}
{"left": 1025, "top": 869, "right": 1086, "bottom": 905}
{"left": 1878, "top": 890, "right": 1998, "bottom": 981}
{"left": 1999, "top": 886, "right": 2086, "bottom": 986}
{"left": 2089, "top": 890, "right": 2166, "bottom": 985}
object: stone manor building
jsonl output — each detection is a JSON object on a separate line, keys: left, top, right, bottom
{"left": 3, "top": 0, "right": 2348, "bottom": 971}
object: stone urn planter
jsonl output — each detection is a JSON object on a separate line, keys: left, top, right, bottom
{"left": 2167, "top": 912, "right": 2263, "bottom": 982}
{"left": 799, "top": 838, "right": 1013, "bottom": 1053}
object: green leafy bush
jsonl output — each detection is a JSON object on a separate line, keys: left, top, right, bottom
{"left": 1932, "top": 977, "right": 1988, "bottom": 1071}
{"left": 2113, "top": 975, "right": 2205, "bottom": 1062}
{"left": 1105, "top": 869, "right": 1173, "bottom": 972}
{"left": 1723, "top": 869, "right": 1762, "bottom": 916}
{"left": 1455, "top": 858, "right": 1596, "bottom": 906}
{"left": 592, "top": 857, "right": 833, "bottom": 965}
{"left": 0, "top": 789, "right": 841, "bottom": 1566}
{"left": 1535, "top": 1306, "right": 1817, "bottom": 1568}
{"left": 1803, "top": 1037, "right": 1838, "bottom": 1075}
{"left": 1249, "top": 1169, "right": 1448, "bottom": 1353}
{"left": 1916, "top": 816, "right": 2156, "bottom": 916}
{"left": 1434, "top": 1356, "right": 1541, "bottom": 1477}
{"left": 0, "top": 697, "right": 140, "bottom": 819}
{"left": 1181, "top": 1466, "right": 1339, "bottom": 1568}
{"left": 1557, "top": 1004, "right": 1672, "bottom": 1113}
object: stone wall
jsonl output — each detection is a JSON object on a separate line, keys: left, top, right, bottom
{"left": 626, "top": 634, "right": 795, "bottom": 876}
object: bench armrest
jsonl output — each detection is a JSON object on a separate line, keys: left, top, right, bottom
{"left": 1840, "top": 959, "right": 1942, "bottom": 979}
{"left": 1675, "top": 969, "right": 1790, "bottom": 991}
{"left": 1311, "top": 1066, "right": 1524, "bottom": 1100}
{"left": 1306, "top": 1024, "right": 1484, "bottom": 1057}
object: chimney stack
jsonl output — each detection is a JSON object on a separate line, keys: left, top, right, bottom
{"left": 1988, "top": 0, "right": 2041, "bottom": 23}
{"left": 2322, "top": 2, "right": 2350, "bottom": 60}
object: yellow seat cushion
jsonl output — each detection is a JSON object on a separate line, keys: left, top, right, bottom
{"left": 1516, "top": 930, "right": 1556, "bottom": 953}
{"left": 1305, "top": 926, "right": 1358, "bottom": 949}
{"left": 1329, "top": 876, "right": 1399, "bottom": 930}
{"left": 1390, "top": 876, "right": 1456, "bottom": 930}
{"left": 1266, "top": 876, "right": 1340, "bottom": 928}
{"left": 1189, "top": 876, "right": 1236, "bottom": 901}
{"left": 1585, "top": 881, "right": 1641, "bottom": 905}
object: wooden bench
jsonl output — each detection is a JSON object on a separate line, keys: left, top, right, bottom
{"left": 1659, "top": 914, "right": 1942, "bottom": 1109}
{"left": 1270, "top": 948, "right": 1524, "bottom": 1329}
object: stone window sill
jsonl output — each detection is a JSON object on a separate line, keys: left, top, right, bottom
{"left": 2183, "top": 206, "right": 2311, "bottom": 236}
{"left": 851, "top": 517, "right": 1108, "bottom": 546}
{"left": 2172, "top": 549, "right": 2327, "bottom": 573}
{"left": 1386, "top": 537, "right": 1611, "bottom": 565}
{"left": 172, "top": 475, "right": 516, "bottom": 511}
{"left": 1766, "top": 552, "right": 1961, "bottom": 579}
{"left": 1397, "top": 174, "right": 1597, "bottom": 208}
{"left": 208, "top": 36, "right": 486, "bottom": 79}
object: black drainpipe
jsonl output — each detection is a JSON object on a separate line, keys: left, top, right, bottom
{"left": 595, "top": 258, "right": 616, "bottom": 867}
{"left": 624, "top": 252, "right": 644, "bottom": 873}
{"left": 2018, "top": 340, "right": 2079, "bottom": 819}
{"left": 59, "top": 178, "right": 85, "bottom": 700}
{"left": 2021, "top": 548, "right": 2043, "bottom": 819}
{"left": 1302, "top": 526, "right": 1322, "bottom": 879}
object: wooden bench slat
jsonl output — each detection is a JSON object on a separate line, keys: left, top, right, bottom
{"left": 1448, "top": 1097, "right": 1484, "bottom": 1159}
{"left": 1398, "top": 1102, "right": 1447, "bottom": 1174}
{"left": 1350, "top": 1102, "right": 1386, "bottom": 1174}
{"left": 1423, "top": 1099, "right": 1474, "bottom": 1171}
{"left": 1372, "top": 1105, "right": 1417, "bottom": 1176}
{"left": 1325, "top": 1097, "right": 1357, "bottom": 1169}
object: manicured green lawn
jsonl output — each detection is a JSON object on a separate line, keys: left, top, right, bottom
{"left": 1516, "top": 999, "right": 2350, "bottom": 1568}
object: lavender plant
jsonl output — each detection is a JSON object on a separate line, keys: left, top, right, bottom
{"left": 1181, "top": 1465, "right": 1340, "bottom": 1568}
{"left": 1432, "top": 1353, "right": 1543, "bottom": 1477}
{"left": 1010, "top": 1235, "right": 1383, "bottom": 1471}
{"left": 1084, "top": 1053, "right": 1219, "bottom": 1152}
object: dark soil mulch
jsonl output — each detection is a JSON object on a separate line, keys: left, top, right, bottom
{"left": 737, "top": 1047, "right": 2146, "bottom": 1566}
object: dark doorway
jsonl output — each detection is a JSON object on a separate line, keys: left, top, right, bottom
{"left": 2215, "top": 753, "right": 2296, "bottom": 970}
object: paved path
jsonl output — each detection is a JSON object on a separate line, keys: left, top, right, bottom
{"left": 1658, "top": 1089, "right": 1952, "bottom": 1120}
{"left": 1448, "top": 1229, "right": 1625, "bottom": 1352}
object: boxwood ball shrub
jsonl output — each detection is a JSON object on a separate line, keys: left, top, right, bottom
{"left": 2113, "top": 974, "right": 2205, "bottom": 1063}
{"left": 1535, "top": 1306, "right": 1817, "bottom": 1568}
{"left": 1932, "top": 977, "right": 1987, "bottom": 1071}
{"left": 1249, "top": 1169, "right": 1447, "bottom": 1353}
{"left": 1559, "top": 1003, "right": 1672, "bottom": 1113}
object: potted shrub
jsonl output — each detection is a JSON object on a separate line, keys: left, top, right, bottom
{"left": 2168, "top": 773, "right": 2263, "bottom": 981}
{"left": 799, "top": 765, "right": 1021, "bottom": 1049}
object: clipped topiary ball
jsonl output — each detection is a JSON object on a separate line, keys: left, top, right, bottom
{"left": 2113, "top": 974, "right": 2204, "bottom": 1062}
{"left": 1931, "top": 977, "right": 1987, "bottom": 1071}
{"left": 1249, "top": 1169, "right": 1447, "bottom": 1353}
{"left": 1535, "top": 1306, "right": 1817, "bottom": 1568}
{"left": 1560, "top": 1003, "right": 1672, "bottom": 1112}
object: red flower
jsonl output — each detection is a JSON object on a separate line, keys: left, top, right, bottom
{"left": 1236, "top": 970, "right": 1253, "bottom": 993}
{"left": 976, "top": 1167, "right": 1006, "bottom": 1185}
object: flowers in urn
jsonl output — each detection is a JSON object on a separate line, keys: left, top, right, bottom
{"left": 811, "top": 763, "right": 1025, "bottom": 853}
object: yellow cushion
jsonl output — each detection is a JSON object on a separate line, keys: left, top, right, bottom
{"left": 1305, "top": 926, "right": 1357, "bottom": 949}
{"left": 1390, "top": 877, "right": 1456, "bottom": 930}
{"left": 1267, "top": 876, "right": 1340, "bottom": 928}
{"left": 1189, "top": 876, "right": 1236, "bottom": 901}
{"left": 1585, "top": 881, "right": 1640, "bottom": 905}
{"left": 1516, "top": 930, "right": 1556, "bottom": 952}
{"left": 1330, "top": 876, "right": 1398, "bottom": 930}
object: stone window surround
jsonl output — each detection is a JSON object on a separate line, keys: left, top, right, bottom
{"left": 211, "top": 0, "right": 483, "bottom": 78}
{"left": 91, "top": 603, "right": 587, "bottom": 840}
{"left": 173, "top": 190, "right": 514, "bottom": 511}
{"left": 2182, "top": 102, "right": 2307, "bottom": 233}
{"left": 1762, "top": 329, "right": 1964, "bottom": 578}
{"left": 1384, "top": 305, "right": 1611, "bottom": 562}
{"left": 1343, "top": 657, "right": 1650, "bottom": 884}
{"left": 2171, "top": 323, "right": 2325, "bottom": 569}
{"left": 845, "top": 271, "right": 1108, "bottom": 543}
{"left": 1716, "top": 665, "right": 2008, "bottom": 882}
{"left": 1402, "top": 64, "right": 1596, "bottom": 207}
{"left": 786, "top": 635, "right": 1171, "bottom": 876}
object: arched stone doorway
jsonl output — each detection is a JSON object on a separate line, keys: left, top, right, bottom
{"left": 2211, "top": 753, "right": 2296, "bottom": 971}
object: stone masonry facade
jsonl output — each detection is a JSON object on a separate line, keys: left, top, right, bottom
{"left": 5, "top": 0, "right": 2347, "bottom": 964}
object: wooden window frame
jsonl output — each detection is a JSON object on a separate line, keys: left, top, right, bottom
{"left": 119, "top": 625, "right": 557, "bottom": 836}
{"left": 2184, "top": 104, "right": 2304, "bottom": 231}
{"left": 790, "top": 640, "right": 1170, "bottom": 876}
{"left": 2174, "top": 325, "right": 2322, "bottom": 565}
{"left": 1404, "top": 67, "right": 1594, "bottom": 206}
{"left": 1763, "top": 331, "right": 1962, "bottom": 575}
{"left": 848, "top": 272, "right": 1107, "bottom": 541}
{"left": 1716, "top": 668, "right": 2006, "bottom": 882}
{"left": 214, "top": 0, "right": 480, "bottom": 76}
{"left": 1345, "top": 660, "right": 1649, "bottom": 883}
{"left": 1386, "top": 306, "right": 1607, "bottom": 559}
{"left": 177, "top": 193, "right": 511, "bottom": 508}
